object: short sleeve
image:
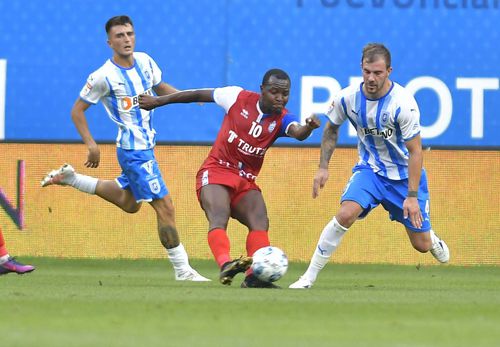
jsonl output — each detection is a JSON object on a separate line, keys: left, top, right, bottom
{"left": 146, "top": 54, "right": 162, "bottom": 87}
{"left": 213, "top": 86, "right": 243, "bottom": 112}
{"left": 325, "top": 93, "right": 347, "bottom": 126}
{"left": 282, "top": 114, "right": 301, "bottom": 137}
{"left": 397, "top": 94, "right": 421, "bottom": 141}
{"left": 79, "top": 72, "right": 107, "bottom": 105}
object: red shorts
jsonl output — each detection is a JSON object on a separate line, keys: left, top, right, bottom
{"left": 196, "top": 165, "right": 261, "bottom": 207}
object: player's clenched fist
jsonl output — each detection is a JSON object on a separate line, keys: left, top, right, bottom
{"left": 305, "top": 114, "right": 321, "bottom": 130}
{"left": 139, "top": 94, "right": 159, "bottom": 110}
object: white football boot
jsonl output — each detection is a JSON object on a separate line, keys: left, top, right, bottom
{"left": 429, "top": 230, "right": 450, "bottom": 263}
{"left": 175, "top": 267, "right": 211, "bottom": 282}
{"left": 41, "top": 164, "right": 76, "bottom": 187}
{"left": 288, "top": 276, "right": 314, "bottom": 289}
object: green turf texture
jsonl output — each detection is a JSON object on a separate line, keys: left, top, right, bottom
{"left": 1, "top": 258, "right": 499, "bottom": 347}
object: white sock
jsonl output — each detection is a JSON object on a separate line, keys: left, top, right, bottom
{"left": 71, "top": 174, "right": 98, "bottom": 194}
{"left": 303, "top": 217, "right": 348, "bottom": 282}
{"left": 0, "top": 254, "right": 10, "bottom": 264}
{"left": 166, "top": 243, "right": 190, "bottom": 271}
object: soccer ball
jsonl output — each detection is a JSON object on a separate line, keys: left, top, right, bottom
{"left": 251, "top": 246, "right": 288, "bottom": 282}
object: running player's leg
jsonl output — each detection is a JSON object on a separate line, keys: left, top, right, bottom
{"left": 231, "top": 189, "right": 282, "bottom": 288}
{"left": 381, "top": 169, "right": 449, "bottom": 263}
{"left": 290, "top": 167, "right": 382, "bottom": 289}
{"left": 96, "top": 180, "right": 140, "bottom": 213}
{"left": 149, "top": 195, "right": 210, "bottom": 281}
{"left": 405, "top": 228, "right": 449, "bottom": 263}
{"left": 231, "top": 189, "right": 270, "bottom": 256}
{"left": 121, "top": 149, "right": 209, "bottom": 281}
{"left": 199, "top": 184, "right": 232, "bottom": 233}
{"left": 41, "top": 163, "right": 141, "bottom": 213}
{"left": 200, "top": 184, "right": 249, "bottom": 284}
{"left": 289, "top": 201, "right": 359, "bottom": 289}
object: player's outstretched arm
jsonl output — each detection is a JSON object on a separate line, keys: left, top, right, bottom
{"left": 153, "top": 82, "right": 179, "bottom": 96}
{"left": 139, "top": 89, "right": 215, "bottom": 110}
{"left": 288, "top": 114, "right": 321, "bottom": 141}
{"left": 312, "top": 122, "right": 340, "bottom": 198}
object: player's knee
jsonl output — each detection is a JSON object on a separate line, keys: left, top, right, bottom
{"left": 150, "top": 198, "right": 176, "bottom": 217}
{"left": 335, "top": 211, "right": 356, "bottom": 228}
{"left": 122, "top": 203, "right": 141, "bottom": 214}
{"left": 412, "top": 239, "right": 432, "bottom": 253}
{"left": 261, "top": 217, "right": 269, "bottom": 230}
{"left": 156, "top": 208, "right": 176, "bottom": 223}
{"left": 209, "top": 217, "right": 229, "bottom": 230}
{"left": 206, "top": 210, "right": 231, "bottom": 230}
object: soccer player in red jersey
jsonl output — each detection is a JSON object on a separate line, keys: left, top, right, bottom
{"left": 139, "top": 69, "right": 320, "bottom": 288}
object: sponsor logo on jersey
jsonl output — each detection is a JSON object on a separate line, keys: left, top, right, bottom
{"left": 121, "top": 88, "right": 153, "bottom": 111}
{"left": 228, "top": 130, "right": 238, "bottom": 143}
{"left": 363, "top": 127, "right": 394, "bottom": 139}
{"left": 236, "top": 138, "right": 266, "bottom": 156}
{"left": 141, "top": 160, "right": 155, "bottom": 176}
{"left": 239, "top": 169, "right": 257, "bottom": 181}
{"left": 227, "top": 129, "right": 266, "bottom": 157}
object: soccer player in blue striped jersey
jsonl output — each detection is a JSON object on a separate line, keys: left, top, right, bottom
{"left": 290, "top": 43, "right": 449, "bottom": 289}
{"left": 41, "top": 15, "right": 209, "bottom": 281}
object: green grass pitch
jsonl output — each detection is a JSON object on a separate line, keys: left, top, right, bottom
{"left": 1, "top": 258, "right": 499, "bottom": 347}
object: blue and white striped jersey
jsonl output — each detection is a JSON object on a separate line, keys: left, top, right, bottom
{"left": 327, "top": 82, "right": 421, "bottom": 180}
{"left": 79, "top": 52, "right": 162, "bottom": 150}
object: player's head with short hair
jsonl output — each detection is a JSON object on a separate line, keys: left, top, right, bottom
{"left": 361, "top": 43, "right": 393, "bottom": 99}
{"left": 362, "top": 43, "right": 391, "bottom": 69}
{"left": 262, "top": 68, "right": 290, "bottom": 86}
{"left": 105, "top": 15, "right": 136, "bottom": 62}
{"left": 260, "top": 68, "right": 291, "bottom": 115}
{"left": 105, "top": 15, "right": 134, "bottom": 35}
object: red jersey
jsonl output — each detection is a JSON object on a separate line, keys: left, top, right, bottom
{"left": 200, "top": 86, "right": 300, "bottom": 181}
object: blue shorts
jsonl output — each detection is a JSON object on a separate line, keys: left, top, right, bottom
{"left": 341, "top": 165, "right": 431, "bottom": 232}
{"left": 116, "top": 148, "right": 168, "bottom": 203}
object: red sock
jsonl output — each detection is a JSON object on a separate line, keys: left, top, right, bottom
{"left": 246, "top": 230, "right": 270, "bottom": 257}
{"left": 0, "top": 229, "right": 8, "bottom": 257}
{"left": 207, "top": 228, "right": 231, "bottom": 268}
{"left": 245, "top": 230, "right": 270, "bottom": 276}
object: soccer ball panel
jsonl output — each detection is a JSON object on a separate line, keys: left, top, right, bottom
{"left": 251, "top": 246, "right": 288, "bottom": 282}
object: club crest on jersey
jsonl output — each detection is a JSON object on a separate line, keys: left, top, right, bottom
{"left": 268, "top": 121, "right": 276, "bottom": 132}
{"left": 240, "top": 109, "right": 249, "bottom": 119}
{"left": 381, "top": 112, "right": 390, "bottom": 125}
{"left": 145, "top": 70, "right": 151, "bottom": 81}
